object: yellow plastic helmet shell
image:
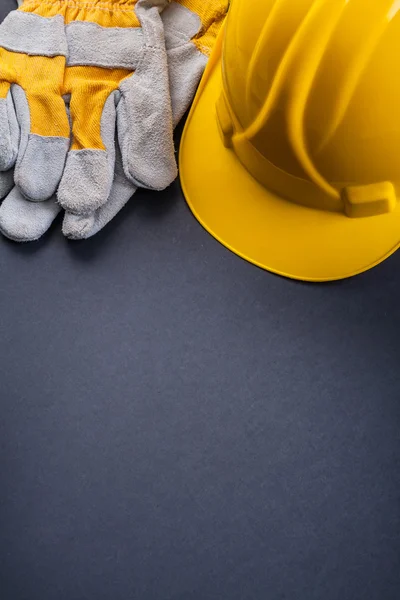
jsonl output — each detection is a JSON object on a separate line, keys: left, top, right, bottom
{"left": 179, "top": 0, "right": 400, "bottom": 281}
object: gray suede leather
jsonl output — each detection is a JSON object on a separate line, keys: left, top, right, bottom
{"left": 0, "top": 94, "right": 19, "bottom": 170}
{"left": 66, "top": 21, "right": 143, "bottom": 69}
{"left": 62, "top": 144, "right": 137, "bottom": 239}
{"left": 62, "top": 180, "right": 133, "bottom": 239}
{"left": 117, "top": 0, "right": 176, "bottom": 190}
{"left": 10, "top": 85, "right": 69, "bottom": 201}
{"left": 116, "top": 0, "right": 204, "bottom": 189}
{"left": 0, "top": 168, "right": 14, "bottom": 199}
{"left": 162, "top": 1, "right": 202, "bottom": 47}
{"left": 0, "top": 187, "right": 61, "bottom": 242}
{"left": 168, "top": 44, "right": 207, "bottom": 127}
{"left": 0, "top": 146, "right": 135, "bottom": 242}
{"left": 15, "top": 134, "right": 70, "bottom": 201}
{"left": 57, "top": 150, "right": 111, "bottom": 215}
{"left": 0, "top": 11, "right": 68, "bottom": 56}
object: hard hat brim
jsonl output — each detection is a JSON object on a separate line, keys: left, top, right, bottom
{"left": 179, "top": 33, "right": 400, "bottom": 282}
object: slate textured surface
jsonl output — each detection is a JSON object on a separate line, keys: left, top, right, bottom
{"left": 0, "top": 1, "right": 399, "bottom": 598}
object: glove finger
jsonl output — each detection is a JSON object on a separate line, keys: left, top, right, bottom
{"left": 62, "top": 110, "right": 136, "bottom": 239}
{"left": 0, "top": 168, "right": 15, "bottom": 199}
{"left": 13, "top": 85, "right": 70, "bottom": 202}
{"left": 62, "top": 169, "right": 137, "bottom": 240}
{"left": 0, "top": 86, "right": 19, "bottom": 171}
{"left": 0, "top": 185, "right": 61, "bottom": 242}
{"left": 117, "top": 0, "right": 177, "bottom": 191}
{"left": 58, "top": 85, "right": 118, "bottom": 215}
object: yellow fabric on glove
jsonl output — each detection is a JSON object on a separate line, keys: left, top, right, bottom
{"left": 21, "top": 0, "right": 138, "bottom": 153}
{"left": 20, "top": 0, "right": 141, "bottom": 27}
{"left": 177, "top": 0, "right": 228, "bottom": 56}
{"left": 0, "top": 51, "right": 68, "bottom": 139}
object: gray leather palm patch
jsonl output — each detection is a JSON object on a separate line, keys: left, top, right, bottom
{"left": 0, "top": 11, "right": 67, "bottom": 56}
{"left": 66, "top": 22, "right": 143, "bottom": 69}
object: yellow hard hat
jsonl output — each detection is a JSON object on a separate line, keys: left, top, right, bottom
{"left": 179, "top": 0, "right": 400, "bottom": 281}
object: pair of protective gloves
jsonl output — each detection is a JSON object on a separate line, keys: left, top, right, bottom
{"left": 0, "top": 0, "right": 228, "bottom": 241}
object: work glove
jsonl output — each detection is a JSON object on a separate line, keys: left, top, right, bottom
{"left": 0, "top": 0, "right": 229, "bottom": 241}
{"left": 0, "top": 0, "right": 176, "bottom": 209}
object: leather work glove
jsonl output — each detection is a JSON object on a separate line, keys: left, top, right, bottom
{"left": 0, "top": 0, "right": 176, "bottom": 210}
{"left": 0, "top": 0, "right": 229, "bottom": 241}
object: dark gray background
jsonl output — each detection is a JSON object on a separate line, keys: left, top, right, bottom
{"left": 0, "top": 1, "right": 399, "bottom": 598}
